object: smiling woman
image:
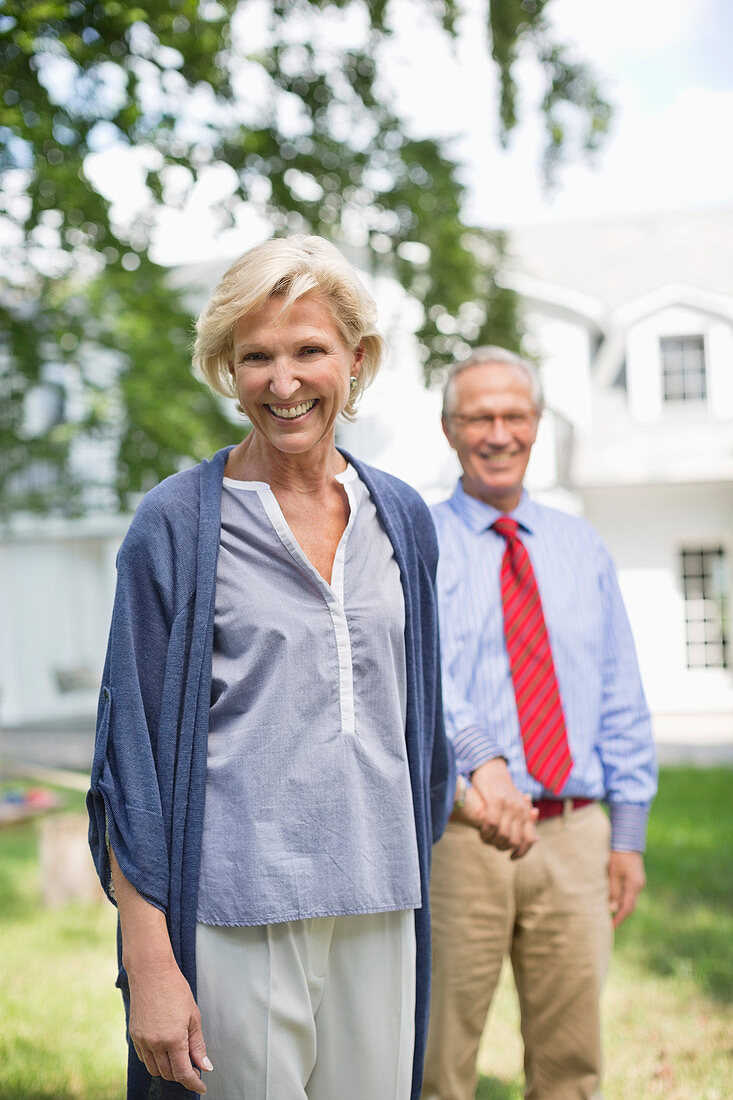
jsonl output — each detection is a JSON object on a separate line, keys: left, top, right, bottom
{"left": 225, "top": 293, "right": 364, "bottom": 466}
{"left": 86, "top": 234, "right": 492, "bottom": 1100}
{"left": 193, "top": 235, "right": 384, "bottom": 421}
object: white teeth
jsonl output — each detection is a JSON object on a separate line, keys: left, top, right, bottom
{"left": 269, "top": 400, "right": 316, "bottom": 419}
{"left": 481, "top": 455, "right": 516, "bottom": 466}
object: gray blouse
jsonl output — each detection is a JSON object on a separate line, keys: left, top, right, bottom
{"left": 196, "top": 466, "right": 422, "bottom": 926}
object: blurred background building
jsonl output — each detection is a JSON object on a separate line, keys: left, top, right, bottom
{"left": 349, "top": 207, "right": 733, "bottom": 744}
{"left": 1, "top": 207, "right": 732, "bottom": 751}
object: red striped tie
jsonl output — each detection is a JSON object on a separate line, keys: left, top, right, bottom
{"left": 493, "top": 517, "right": 573, "bottom": 796}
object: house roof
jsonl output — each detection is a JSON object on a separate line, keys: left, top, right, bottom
{"left": 507, "top": 206, "right": 733, "bottom": 310}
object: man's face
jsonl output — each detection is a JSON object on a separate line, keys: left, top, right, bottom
{"left": 442, "top": 361, "right": 540, "bottom": 511}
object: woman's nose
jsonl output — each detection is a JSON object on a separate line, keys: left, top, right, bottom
{"left": 268, "top": 360, "right": 300, "bottom": 400}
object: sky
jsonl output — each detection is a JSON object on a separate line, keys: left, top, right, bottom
{"left": 382, "top": 0, "right": 733, "bottom": 227}
{"left": 137, "top": 0, "right": 733, "bottom": 265}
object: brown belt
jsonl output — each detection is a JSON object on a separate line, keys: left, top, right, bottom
{"left": 532, "top": 797, "right": 595, "bottom": 821}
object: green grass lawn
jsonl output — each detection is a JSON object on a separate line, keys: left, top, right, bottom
{"left": 1, "top": 769, "right": 731, "bottom": 1099}
{"left": 0, "top": 786, "right": 126, "bottom": 1100}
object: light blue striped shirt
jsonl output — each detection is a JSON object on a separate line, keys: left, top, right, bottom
{"left": 431, "top": 481, "right": 657, "bottom": 851}
{"left": 197, "top": 466, "right": 421, "bottom": 925}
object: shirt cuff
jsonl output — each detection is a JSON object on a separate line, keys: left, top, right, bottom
{"left": 451, "top": 727, "right": 503, "bottom": 776}
{"left": 608, "top": 802, "right": 650, "bottom": 852}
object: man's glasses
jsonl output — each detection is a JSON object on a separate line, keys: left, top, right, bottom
{"left": 449, "top": 412, "right": 537, "bottom": 432}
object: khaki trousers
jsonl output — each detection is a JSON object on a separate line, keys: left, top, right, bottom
{"left": 196, "top": 909, "right": 416, "bottom": 1100}
{"left": 423, "top": 803, "right": 613, "bottom": 1100}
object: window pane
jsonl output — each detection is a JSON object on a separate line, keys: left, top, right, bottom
{"left": 686, "top": 620, "right": 707, "bottom": 642}
{"left": 661, "top": 335, "right": 707, "bottom": 402}
{"left": 680, "top": 547, "right": 729, "bottom": 669}
{"left": 682, "top": 374, "right": 705, "bottom": 401}
{"left": 703, "top": 618, "right": 724, "bottom": 644}
{"left": 665, "top": 373, "right": 685, "bottom": 398}
{"left": 686, "top": 643, "right": 709, "bottom": 668}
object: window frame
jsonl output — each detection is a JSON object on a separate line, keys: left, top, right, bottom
{"left": 660, "top": 333, "right": 707, "bottom": 404}
{"left": 679, "top": 546, "right": 729, "bottom": 670}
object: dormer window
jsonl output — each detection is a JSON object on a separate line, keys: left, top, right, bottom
{"left": 660, "top": 335, "right": 706, "bottom": 402}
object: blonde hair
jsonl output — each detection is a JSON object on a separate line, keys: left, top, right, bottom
{"left": 193, "top": 235, "right": 385, "bottom": 419}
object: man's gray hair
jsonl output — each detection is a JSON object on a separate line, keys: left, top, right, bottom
{"left": 442, "top": 346, "right": 545, "bottom": 418}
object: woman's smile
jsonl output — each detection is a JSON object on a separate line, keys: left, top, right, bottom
{"left": 266, "top": 398, "right": 318, "bottom": 420}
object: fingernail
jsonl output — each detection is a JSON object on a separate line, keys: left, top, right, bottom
{"left": 203, "top": 1057, "right": 214, "bottom": 1071}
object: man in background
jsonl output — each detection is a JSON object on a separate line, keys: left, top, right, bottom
{"left": 422, "top": 347, "right": 657, "bottom": 1100}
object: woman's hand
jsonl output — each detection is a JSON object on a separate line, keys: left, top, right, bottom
{"left": 450, "top": 778, "right": 489, "bottom": 830}
{"left": 128, "top": 959, "right": 212, "bottom": 1094}
{"left": 470, "top": 758, "right": 538, "bottom": 859}
{"left": 451, "top": 765, "right": 539, "bottom": 860}
{"left": 109, "top": 847, "right": 213, "bottom": 1094}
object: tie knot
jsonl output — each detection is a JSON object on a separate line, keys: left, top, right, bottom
{"left": 492, "top": 516, "right": 519, "bottom": 542}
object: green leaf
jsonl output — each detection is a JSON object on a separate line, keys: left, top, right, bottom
{"left": 1, "top": 0, "right": 610, "bottom": 514}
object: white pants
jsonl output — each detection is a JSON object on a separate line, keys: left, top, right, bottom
{"left": 196, "top": 909, "right": 416, "bottom": 1100}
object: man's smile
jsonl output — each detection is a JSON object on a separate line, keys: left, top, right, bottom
{"left": 479, "top": 450, "right": 521, "bottom": 465}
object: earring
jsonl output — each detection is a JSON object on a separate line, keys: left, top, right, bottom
{"left": 349, "top": 376, "right": 358, "bottom": 393}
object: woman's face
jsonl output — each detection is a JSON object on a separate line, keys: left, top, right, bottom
{"left": 230, "top": 292, "right": 363, "bottom": 458}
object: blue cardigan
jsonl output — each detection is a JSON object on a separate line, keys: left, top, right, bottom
{"left": 88, "top": 446, "right": 455, "bottom": 1100}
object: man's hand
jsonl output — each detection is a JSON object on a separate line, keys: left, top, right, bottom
{"left": 128, "top": 959, "right": 212, "bottom": 1094}
{"left": 470, "top": 757, "right": 538, "bottom": 859}
{"left": 608, "top": 850, "right": 646, "bottom": 928}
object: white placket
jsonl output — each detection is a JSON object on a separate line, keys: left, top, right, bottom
{"left": 252, "top": 472, "right": 359, "bottom": 739}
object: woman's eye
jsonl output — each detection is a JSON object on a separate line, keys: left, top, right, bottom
{"left": 241, "top": 352, "right": 265, "bottom": 363}
{"left": 302, "top": 346, "right": 324, "bottom": 356}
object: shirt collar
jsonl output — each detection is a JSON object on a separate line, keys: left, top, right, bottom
{"left": 447, "top": 479, "right": 537, "bottom": 535}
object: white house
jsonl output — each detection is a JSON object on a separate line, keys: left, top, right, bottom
{"left": 345, "top": 208, "right": 733, "bottom": 743}
{"left": 3, "top": 208, "right": 731, "bottom": 746}
{"left": 507, "top": 209, "right": 733, "bottom": 741}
